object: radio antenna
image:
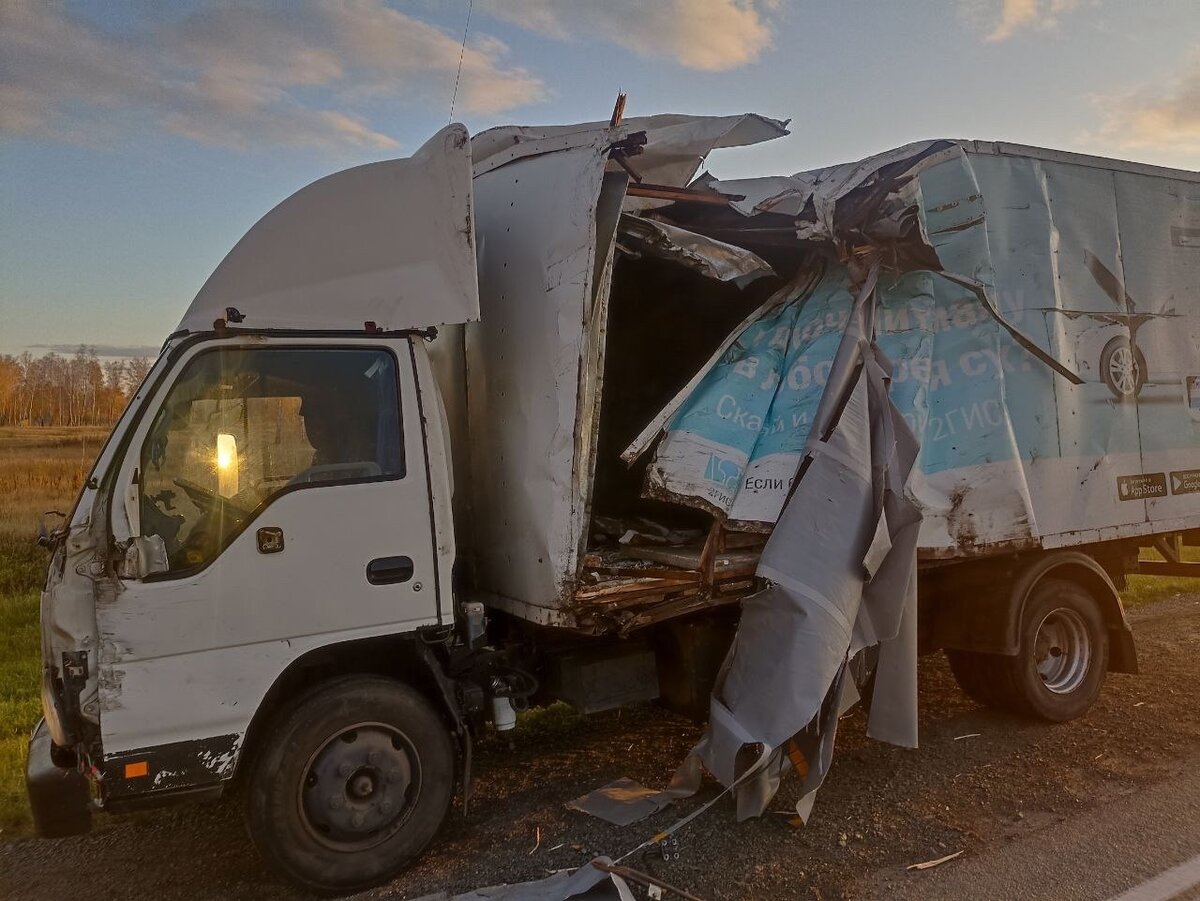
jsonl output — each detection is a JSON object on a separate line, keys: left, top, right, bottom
{"left": 448, "top": 0, "right": 474, "bottom": 124}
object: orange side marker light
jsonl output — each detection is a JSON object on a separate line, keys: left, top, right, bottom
{"left": 124, "top": 761, "right": 149, "bottom": 779}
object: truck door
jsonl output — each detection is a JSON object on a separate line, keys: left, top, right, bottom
{"left": 96, "top": 336, "right": 442, "bottom": 796}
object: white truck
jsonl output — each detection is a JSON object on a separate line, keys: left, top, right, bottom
{"left": 27, "top": 115, "right": 1200, "bottom": 894}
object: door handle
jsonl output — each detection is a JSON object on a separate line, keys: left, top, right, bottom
{"left": 366, "top": 556, "right": 414, "bottom": 585}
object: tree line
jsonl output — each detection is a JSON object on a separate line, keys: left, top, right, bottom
{"left": 0, "top": 347, "right": 154, "bottom": 427}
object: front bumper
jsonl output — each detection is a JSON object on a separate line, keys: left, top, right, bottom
{"left": 26, "top": 719, "right": 92, "bottom": 838}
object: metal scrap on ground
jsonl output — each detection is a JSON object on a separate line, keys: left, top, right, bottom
{"left": 412, "top": 856, "right": 637, "bottom": 901}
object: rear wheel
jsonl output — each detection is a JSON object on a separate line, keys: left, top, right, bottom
{"left": 948, "top": 578, "right": 1108, "bottom": 722}
{"left": 245, "top": 675, "right": 455, "bottom": 894}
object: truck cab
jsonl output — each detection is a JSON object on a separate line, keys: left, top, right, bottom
{"left": 29, "top": 126, "right": 476, "bottom": 893}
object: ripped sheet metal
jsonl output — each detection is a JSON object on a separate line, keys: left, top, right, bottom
{"left": 629, "top": 141, "right": 1200, "bottom": 554}
{"left": 617, "top": 214, "right": 774, "bottom": 285}
{"left": 472, "top": 112, "right": 789, "bottom": 191}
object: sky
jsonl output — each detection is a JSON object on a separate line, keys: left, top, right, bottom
{"left": 1, "top": 0, "right": 1198, "bottom": 358}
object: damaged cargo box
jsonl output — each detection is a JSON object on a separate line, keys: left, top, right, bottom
{"left": 626, "top": 141, "right": 1200, "bottom": 560}
{"left": 452, "top": 137, "right": 1199, "bottom": 823}
{"left": 443, "top": 137, "right": 1200, "bottom": 638}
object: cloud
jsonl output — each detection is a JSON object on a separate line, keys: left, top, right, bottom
{"left": 28, "top": 344, "right": 160, "bottom": 359}
{"left": 0, "top": 1, "right": 546, "bottom": 151}
{"left": 959, "top": 0, "right": 1082, "bottom": 42}
{"left": 1087, "top": 49, "right": 1200, "bottom": 161}
{"left": 478, "top": 0, "right": 776, "bottom": 71}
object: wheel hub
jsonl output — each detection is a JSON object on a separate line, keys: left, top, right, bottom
{"left": 1034, "top": 607, "right": 1091, "bottom": 694}
{"left": 300, "top": 723, "right": 417, "bottom": 849}
{"left": 348, "top": 770, "right": 376, "bottom": 799}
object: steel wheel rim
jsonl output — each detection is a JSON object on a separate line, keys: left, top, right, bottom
{"left": 1034, "top": 607, "right": 1091, "bottom": 694}
{"left": 1108, "top": 345, "right": 1138, "bottom": 395}
{"left": 298, "top": 721, "right": 421, "bottom": 851}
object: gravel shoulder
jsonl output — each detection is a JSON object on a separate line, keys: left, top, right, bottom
{"left": 4, "top": 594, "right": 1200, "bottom": 900}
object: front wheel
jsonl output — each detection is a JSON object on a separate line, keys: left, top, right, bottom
{"left": 245, "top": 675, "right": 455, "bottom": 894}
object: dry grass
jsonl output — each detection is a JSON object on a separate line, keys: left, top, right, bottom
{"left": 0, "top": 426, "right": 110, "bottom": 838}
{"left": 0, "top": 426, "right": 109, "bottom": 539}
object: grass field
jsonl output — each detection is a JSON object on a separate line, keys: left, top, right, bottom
{"left": 0, "top": 424, "right": 1196, "bottom": 841}
{"left": 0, "top": 426, "right": 109, "bottom": 838}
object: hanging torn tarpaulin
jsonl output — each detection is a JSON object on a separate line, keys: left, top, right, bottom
{"left": 683, "top": 258, "right": 923, "bottom": 821}
{"left": 577, "top": 261, "right": 921, "bottom": 827}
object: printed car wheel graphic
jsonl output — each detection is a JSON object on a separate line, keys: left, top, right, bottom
{"left": 1099, "top": 335, "right": 1146, "bottom": 401}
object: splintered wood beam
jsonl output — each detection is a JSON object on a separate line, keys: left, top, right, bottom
{"left": 610, "top": 92, "right": 627, "bottom": 127}
{"left": 625, "top": 182, "right": 744, "bottom": 206}
{"left": 574, "top": 576, "right": 701, "bottom": 602}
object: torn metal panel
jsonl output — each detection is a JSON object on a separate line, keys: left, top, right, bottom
{"left": 573, "top": 271, "right": 919, "bottom": 827}
{"left": 471, "top": 112, "right": 789, "bottom": 190}
{"left": 177, "top": 124, "right": 478, "bottom": 333}
{"left": 601, "top": 264, "right": 922, "bottom": 826}
{"left": 617, "top": 214, "right": 774, "bottom": 285}
{"left": 629, "top": 141, "right": 1200, "bottom": 556}
{"left": 466, "top": 138, "right": 612, "bottom": 613}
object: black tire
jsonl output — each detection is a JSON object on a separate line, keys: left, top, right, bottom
{"left": 1099, "top": 335, "right": 1146, "bottom": 401}
{"left": 245, "top": 675, "right": 455, "bottom": 895}
{"left": 948, "top": 579, "right": 1108, "bottom": 722}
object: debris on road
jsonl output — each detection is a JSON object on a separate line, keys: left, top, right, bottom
{"left": 414, "top": 857, "right": 638, "bottom": 901}
{"left": 907, "top": 850, "right": 965, "bottom": 871}
{"left": 592, "top": 860, "right": 706, "bottom": 901}
{"left": 567, "top": 777, "right": 683, "bottom": 827}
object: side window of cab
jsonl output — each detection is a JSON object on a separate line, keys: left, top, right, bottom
{"left": 138, "top": 347, "right": 403, "bottom": 574}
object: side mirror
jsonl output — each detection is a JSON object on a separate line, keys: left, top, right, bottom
{"left": 36, "top": 511, "right": 67, "bottom": 550}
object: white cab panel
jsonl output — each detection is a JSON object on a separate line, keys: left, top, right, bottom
{"left": 97, "top": 336, "right": 440, "bottom": 756}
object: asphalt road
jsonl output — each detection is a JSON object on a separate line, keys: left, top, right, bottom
{"left": 4, "top": 593, "right": 1200, "bottom": 900}
{"left": 861, "top": 753, "right": 1200, "bottom": 900}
